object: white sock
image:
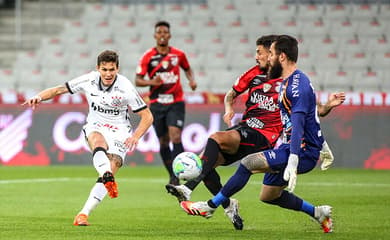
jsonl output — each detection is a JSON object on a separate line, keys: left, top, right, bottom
{"left": 80, "top": 183, "right": 107, "bottom": 216}
{"left": 93, "top": 150, "right": 111, "bottom": 176}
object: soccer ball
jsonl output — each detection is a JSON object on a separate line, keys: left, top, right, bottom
{"left": 172, "top": 152, "right": 202, "bottom": 181}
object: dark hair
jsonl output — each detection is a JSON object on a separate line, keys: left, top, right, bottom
{"left": 273, "top": 35, "right": 298, "bottom": 63}
{"left": 256, "top": 35, "right": 278, "bottom": 49}
{"left": 155, "top": 20, "right": 170, "bottom": 30}
{"left": 97, "top": 50, "right": 119, "bottom": 67}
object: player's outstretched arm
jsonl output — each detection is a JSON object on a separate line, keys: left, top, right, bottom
{"left": 318, "top": 92, "right": 346, "bottom": 117}
{"left": 21, "top": 85, "right": 69, "bottom": 110}
{"left": 125, "top": 108, "right": 153, "bottom": 152}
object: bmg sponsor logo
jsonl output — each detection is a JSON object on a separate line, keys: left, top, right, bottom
{"left": 91, "top": 102, "right": 120, "bottom": 115}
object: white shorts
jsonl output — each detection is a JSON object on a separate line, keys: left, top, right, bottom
{"left": 83, "top": 121, "right": 132, "bottom": 161}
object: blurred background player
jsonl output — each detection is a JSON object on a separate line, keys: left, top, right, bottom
{"left": 23, "top": 50, "right": 153, "bottom": 226}
{"left": 181, "top": 35, "right": 334, "bottom": 233}
{"left": 166, "top": 35, "right": 345, "bottom": 230}
{"left": 135, "top": 20, "right": 197, "bottom": 186}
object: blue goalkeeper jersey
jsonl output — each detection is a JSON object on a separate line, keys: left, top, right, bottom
{"left": 278, "top": 69, "right": 324, "bottom": 150}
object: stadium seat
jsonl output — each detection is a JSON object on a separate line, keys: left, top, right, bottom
{"left": 365, "top": 34, "right": 389, "bottom": 54}
{"left": 274, "top": 17, "right": 302, "bottom": 37}
{"left": 162, "top": 3, "right": 190, "bottom": 21}
{"left": 203, "top": 52, "right": 229, "bottom": 71}
{"left": 169, "top": 33, "right": 198, "bottom": 55}
{"left": 195, "top": 33, "right": 225, "bottom": 53}
{"left": 299, "top": 17, "right": 331, "bottom": 37}
{"left": 190, "top": 66, "right": 212, "bottom": 93}
{"left": 323, "top": 68, "right": 354, "bottom": 92}
{"left": 225, "top": 34, "right": 251, "bottom": 53}
{"left": 296, "top": 3, "right": 325, "bottom": 21}
{"left": 329, "top": 17, "right": 359, "bottom": 37}
{"left": 260, "top": 2, "right": 297, "bottom": 21}
{"left": 324, "top": 3, "right": 352, "bottom": 19}
{"left": 14, "top": 51, "right": 41, "bottom": 71}
{"left": 209, "top": 69, "right": 237, "bottom": 94}
{"left": 134, "top": 3, "right": 163, "bottom": 20}
{"left": 341, "top": 51, "right": 371, "bottom": 70}
{"left": 356, "top": 17, "right": 386, "bottom": 37}
{"left": 81, "top": 3, "right": 110, "bottom": 22}
{"left": 380, "top": 70, "right": 390, "bottom": 91}
{"left": 340, "top": 34, "right": 367, "bottom": 54}
{"left": 110, "top": 18, "right": 139, "bottom": 37}
{"left": 305, "top": 66, "right": 323, "bottom": 91}
{"left": 16, "top": 68, "right": 45, "bottom": 93}
{"left": 297, "top": 49, "right": 315, "bottom": 73}
{"left": 352, "top": 68, "right": 383, "bottom": 92}
{"left": 227, "top": 49, "right": 255, "bottom": 73}
{"left": 372, "top": 51, "right": 390, "bottom": 69}
{"left": 168, "top": 19, "right": 192, "bottom": 37}
{"left": 42, "top": 68, "right": 70, "bottom": 88}
{"left": 40, "top": 51, "right": 68, "bottom": 69}
{"left": 350, "top": 3, "right": 379, "bottom": 20}
{"left": 0, "top": 69, "right": 16, "bottom": 91}
{"left": 188, "top": 3, "right": 212, "bottom": 20}
{"left": 110, "top": 4, "right": 136, "bottom": 21}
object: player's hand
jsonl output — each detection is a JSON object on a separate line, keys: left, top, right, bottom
{"left": 320, "top": 140, "right": 334, "bottom": 171}
{"left": 124, "top": 136, "right": 139, "bottom": 152}
{"left": 223, "top": 110, "right": 235, "bottom": 127}
{"left": 283, "top": 154, "right": 299, "bottom": 192}
{"left": 189, "top": 80, "right": 197, "bottom": 91}
{"left": 21, "top": 95, "right": 42, "bottom": 110}
{"left": 151, "top": 75, "right": 163, "bottom": 86}
{"left": 328, "top": 92, "right": 346, "bottom": 108}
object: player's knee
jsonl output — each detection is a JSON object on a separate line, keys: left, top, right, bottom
{"left": 241, "top": 152, "right": 267, "bottom": 172}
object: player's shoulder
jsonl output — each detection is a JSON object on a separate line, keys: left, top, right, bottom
{"left": 116, "top": 73, "right": 133, "bottom": 86}
{"left": 140, "top": 47, "right": 157, "bottom": 59}
{"left": 239, "top": 65, "right": 262, "bottom": 80}
{"left": 169, "top": 46, "right": 186, "bottom": 55}
{"left": 73, "top": 70, "right": 99, "bottom": 83}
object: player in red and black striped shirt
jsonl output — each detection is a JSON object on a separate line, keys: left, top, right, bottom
{"left": 136, "top": 21, "right": 197, "bottom": 186}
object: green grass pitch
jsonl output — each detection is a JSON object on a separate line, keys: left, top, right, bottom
{"left": 1, "top": 166, "right": 389, "bottom": 240}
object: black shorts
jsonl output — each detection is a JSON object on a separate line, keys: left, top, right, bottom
{"left": 221, "top": 124, "right": 272, "bottom": 166}
{"left": 150, "top": 101, "right": 185, "bottom": 138}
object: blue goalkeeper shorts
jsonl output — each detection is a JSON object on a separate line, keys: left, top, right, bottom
{"left": 262, "top": 144, "right": 320, "bottom": 186}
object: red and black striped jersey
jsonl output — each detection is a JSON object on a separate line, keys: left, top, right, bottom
{"left": 136, "top": 46, "right": 190, "bottom": 104}
{"left": 233, "top": 65, "right": 283, "bottom": 146}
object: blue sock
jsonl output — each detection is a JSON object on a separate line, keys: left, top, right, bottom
{"left": 210, "top": 192, "right": 228, "bottom": 207}
{"left": 301, "top": 200, "right": 315, "bottom": 217}
{"left": 210, "top": 164, "right": 252, "bottom": 207}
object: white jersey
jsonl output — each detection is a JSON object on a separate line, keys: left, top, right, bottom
{"left": 66, "top": 71, "right": 147, "bottom": 126}
{"left": 66, "top": 71, "right": 147, "bottom": 159}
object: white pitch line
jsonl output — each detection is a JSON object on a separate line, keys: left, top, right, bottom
{"left": 0, "top": 177, "right": 390, "bottom": 187}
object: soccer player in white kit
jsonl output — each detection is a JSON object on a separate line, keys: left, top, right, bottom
{"left": 23, "top": 50, "right": 153, "bottom": 226}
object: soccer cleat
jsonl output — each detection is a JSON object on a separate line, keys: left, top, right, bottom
{"left": 224, "top": 199, "right": 244, "bottom": 230}
{"left": 165, "top": 184, "right": 191, "bottom": 202}
{"left": 102, "top": 171, "right": 118, "bottom": 198}
{"left": 315, "top": 205, "right": 333, "bottom": 233}
{"left": 180, "top": 201, "right": 215, "bottom": 219}
{"left": 73, "top": 213, "right": 89, "bottom": 226}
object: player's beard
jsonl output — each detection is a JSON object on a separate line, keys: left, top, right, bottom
{"left": 268, "top": 59, "right": 283, "bottom": 79}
